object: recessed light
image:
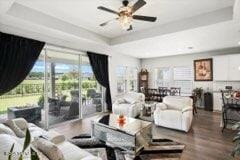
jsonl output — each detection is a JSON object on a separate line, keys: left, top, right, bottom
{"left": 188, "top": 47, "right": 194, "bottom": 50}
{"left": 238, "top": 66, "right": 240, "bottom": 70}
{"left": 238, "top": 41, "right": 240, "bottom": 45}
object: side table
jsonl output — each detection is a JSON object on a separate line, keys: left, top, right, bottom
{"left": 140, "top": 101, "right": 157, "bottom": 121}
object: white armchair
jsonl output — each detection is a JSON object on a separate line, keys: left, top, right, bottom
{"left": 112, "top": 92, "right": 145, "bottom": 118}
{"left": 154, "top": 96, "right": 193, "bottom": 132}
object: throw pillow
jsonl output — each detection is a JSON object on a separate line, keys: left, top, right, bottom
{"left": 12, "top": 118, "right": 28, "bottom": 131}
{"left": 32, "top": 137, "right": 64, "bottom": 160}
{"left": 124, "top": 96, "right": 137, "bottom": 104}
{"left": 0, "top": 124, "right": 16, "bottom": 136}
{"left": 4, "top": 120, "right": 25, "bottom": 138}
{"left": 50, "top": 135, "right": 66, "bottom": 144}
{"left": 31, "top": 145, "right": 51, "bottom": 160}
{"left": 117, "top": 98, "right": 126, "bottom": 104}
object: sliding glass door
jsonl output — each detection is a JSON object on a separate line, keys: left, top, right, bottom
{"left": 42, "top": 48, "right": 104, "bottom": 128}
{"left": 45, "top": 50, "right": 80, "bottom": 127}
{"left": 0, "top": 47, "right": 104, "bottom": 129}
{"left": 81, "top": 56, "right": 103, "bottom": 118}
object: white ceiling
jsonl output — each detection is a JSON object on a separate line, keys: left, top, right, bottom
{"left": 14, "top": 0, "right": 234, "bottom": 38}
{"left": 112, "top": 20, "right": 240, "bottom": 58}
{"left": 0, "top": 0, "right": 240, "bottom": 58}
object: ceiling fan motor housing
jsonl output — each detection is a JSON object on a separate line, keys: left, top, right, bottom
{"left": 123, "top": 0, "right": 129, "bottom": 7}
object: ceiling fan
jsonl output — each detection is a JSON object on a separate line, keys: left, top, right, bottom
{"left": 97, "top": 0, "right": 157, "bottom": 31}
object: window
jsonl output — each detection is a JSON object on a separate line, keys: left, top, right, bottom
{"left": 173, "top": 66, "right": 193, "bottom": 95}
{"left": 155, "top": 68, "right": 171, "bottom": 87}
{"left": 116, "top": 66, "right": 138, "bottom": 94}
{"left": 116, "top": 66, "right": 127, "bottom": 94}
{"left": 0, "top": 57, "right": 44, "bottom": 120}
{"left": 128, "top": 67, "right": 138, "bottom": 92}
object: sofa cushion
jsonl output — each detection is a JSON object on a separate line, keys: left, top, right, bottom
{"left": 4, "top": 119, "right": 25, "bottom": 138}
{"left": 113, "top": 103, "right": 130, "bottom": 115}
{"left": 156, "top": 103, "right": 168, "bottom": 110}
{"left": 32, "top": 137, "right": 64, "bottom": 160}
{"left": 12, "top": 118, "right": 28, "bottom": 131}
{"left": 116, "top": 98, "right": 126, "bottom": 104}
{"left": 155, "top": 110, "right": 182, "bottom": 130}
{"left": 0, "top": 124, "right": 16, "bottom": 136}
{"left": 123, "top": 92, "right": 144, "bottom": 103}
{"left": 124, "top": 97, "right": 136, "bottom": 104}
{"left": 163, "top": 96, "right": 192, "bottom": 110}
{"left": 57, "top": 141, "right": 100, "bottom": 160}
{"left": 28, "top": 123, "right": 48, "bottom": 139}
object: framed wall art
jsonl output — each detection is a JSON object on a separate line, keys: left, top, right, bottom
{"left": 194, "top": 58, "right": 213, "bottom": 81}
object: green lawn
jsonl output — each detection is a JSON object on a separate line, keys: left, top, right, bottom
{"left": 0, "top": 79, "right": 98, "bottom": 115}
{"left": 0, "top": 95, "right": 40, "bottom": 114}
{"left": 22, "top": 79, "right": 44, "bottom": 84}
{"left": 22, "top": 79, "right": 79, "bottom": 84}
{"left": 0, "top": 90, "right": 85, "bottom": 115}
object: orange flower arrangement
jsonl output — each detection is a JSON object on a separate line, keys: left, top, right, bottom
{"left": 117, "top": 114, "right": 126, "bottom": 126}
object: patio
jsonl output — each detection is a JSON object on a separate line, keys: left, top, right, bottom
{"left": 0, "top": 102, "right": 101, "bottom": 127}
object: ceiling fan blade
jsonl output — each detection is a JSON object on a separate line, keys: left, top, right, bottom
{"left": 97, "top": 6, "right": 119, "bottom": 15}
{"left": 133, "top": 15, "right": 157, "bottom": 22}
{"left": 132, "top": 0, "right": 146, "bottom": 13}
{"left": 127, "top": 25, "right": 133, "bottom": 31}
{"left": 100, "top": 18, "right": 118, "bottom": 27}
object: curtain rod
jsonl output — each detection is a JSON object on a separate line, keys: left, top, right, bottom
{"left": 44, "top": 43, "right": 112, "bottom": 58}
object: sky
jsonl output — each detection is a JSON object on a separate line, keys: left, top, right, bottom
{"left": 32, "top": 61, "right": 93, "bottom": 74}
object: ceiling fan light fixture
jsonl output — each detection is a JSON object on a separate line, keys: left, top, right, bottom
{"left": 119, "top": 6, "right": 132, "bottom": 30}
{"left": 119, "top": 15, "right": 132, "bottom": 30}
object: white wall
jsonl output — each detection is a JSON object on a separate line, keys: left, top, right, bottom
{"left": 109, "top": 53, "right": 141, "bottom": 100}
{"left": 0, "top": 29, "right": 141, "bottom": 101}
{"left": 141, "top": 48, "right": 240, "bottom": 92}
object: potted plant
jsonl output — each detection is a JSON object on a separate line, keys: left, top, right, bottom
{"left": 193, "top": 87, "right": 203, "bottom": 107}
{"left": 37, "top": 95, "right": 44, "bottom": 109}
{"left": 8, "top": 129, "right": 39, "bottom": 160}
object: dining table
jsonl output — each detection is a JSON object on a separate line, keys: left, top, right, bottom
{"left": 221, "top": 95, "right": 240, "bottom": 132}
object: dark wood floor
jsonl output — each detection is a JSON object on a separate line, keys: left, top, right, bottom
{"left": 51, "top": 110, "right": 237, "bottom": 160}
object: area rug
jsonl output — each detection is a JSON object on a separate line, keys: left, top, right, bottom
{"left": 84, "top": 148, "right": 108, "bottom": 159}
{"left": 70, "top": 134, "right": 185, "bottom": 160}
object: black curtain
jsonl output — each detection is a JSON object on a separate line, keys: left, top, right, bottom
{"left": 87, "top": 52, "right": 112, "bottom": 111}
{"left": 0, "top": 32, "right": 45, "bottom": 95}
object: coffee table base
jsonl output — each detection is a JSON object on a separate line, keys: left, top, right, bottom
{"left": 91, "top": 122, "right": 152, "bottom": 156}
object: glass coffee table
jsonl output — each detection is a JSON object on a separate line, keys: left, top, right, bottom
{"left": 91, "top": 114, "right": 152, "bottom": 156}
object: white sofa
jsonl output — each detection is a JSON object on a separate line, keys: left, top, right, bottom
{"left": 0, "top": 118, "right": 100, "bottom": 160}
{"left": 113, "top": 92, "right": 145, "bottom": 118}
{"left": 154, "top": 96, "right": 193, "bottom": 132}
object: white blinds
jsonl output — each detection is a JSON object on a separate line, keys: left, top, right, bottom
{"left": 173, "top": 66, "right": 193, "bottom": 94}
{"left": 173, "top": 66, "right": 192, "bottom": 80}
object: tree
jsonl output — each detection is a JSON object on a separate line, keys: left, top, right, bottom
{"left": 68, "top": 70, "right": 78, "bottom": 79}
{"left": 61, "top": 74, "right": 68, "bottom": 81}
